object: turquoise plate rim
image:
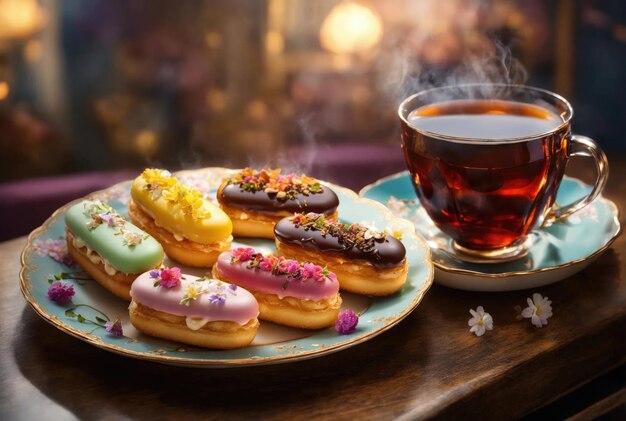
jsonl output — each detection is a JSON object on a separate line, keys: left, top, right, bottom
{"left": 19, "top": 167, "right": 434, "bottom": 367}
{"left": 360, "top": 171, "right": 621, "bottom": 279}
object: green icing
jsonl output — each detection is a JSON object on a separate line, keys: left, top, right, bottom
{"left": 65, "top": 201, "right": 164, "bottom": 274}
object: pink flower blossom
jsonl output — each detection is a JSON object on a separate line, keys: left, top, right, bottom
{"left": 301, "top": 262, "right": 321, "bottom": 280}
{"left": 47, "top": 282, "right": 75, "bottom": 304}
{"left": 232, "top": 247, "right": 255, "bottom": 262}
{"left": 336, "top": 309, "right": 359, "bottom": 334}
{"left": 159, "top": 267, "right": 182, "bottom": 288}
{"left": 259, "top": 256, "right": 277, "bottom": 271}
{"left": 280, "top": 259, "right": 300, "bottom": 274}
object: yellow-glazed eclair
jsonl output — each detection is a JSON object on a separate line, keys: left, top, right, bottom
{"left": 128, "top": 169, "right": 233, "bottom": 267}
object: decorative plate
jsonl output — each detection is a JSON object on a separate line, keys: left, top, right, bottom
{"left": 360, "top": 172, "right": 621, "bottom": 292}
{"left": 19, "top": 168, "right": 433, "bottom": 367}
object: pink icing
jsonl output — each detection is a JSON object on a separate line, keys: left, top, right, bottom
{"left": 215, "top": 251, "right": 340, "bottom": 301}
{"left": 130, "top": 271, "right": 259, "bottom": 326}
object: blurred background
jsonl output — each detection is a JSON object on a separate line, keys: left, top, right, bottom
{"left": 0, "top": 0, "right": 624, "bottom": 182}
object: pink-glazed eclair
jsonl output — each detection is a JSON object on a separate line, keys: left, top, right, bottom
{"left": 129, "top": 267, "right": 259, "bottom": 349}
{"left": 212, "top": 248, "right": 342, "bottom": 329}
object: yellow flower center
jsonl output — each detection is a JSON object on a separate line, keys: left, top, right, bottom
{"left": 536, "top": 305, "right": 543, "bottom": 316}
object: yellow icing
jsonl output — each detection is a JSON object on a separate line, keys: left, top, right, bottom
{"left": 131, "top": 169, "right": 232, "bottom": 244}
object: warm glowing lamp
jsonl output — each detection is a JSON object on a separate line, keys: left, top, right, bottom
{"left": 0, "top": 0, "right": 46, "bottom": 40}
{"left": 320, "top": 1, "right": 383, "bottom": 55}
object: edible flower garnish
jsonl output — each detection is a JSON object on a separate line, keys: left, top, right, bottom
{"left": 142, "top": 168, "right": 176, "bottom": 200}
{"left": 179, "top": 278, "right": 236, "bottom": 306}
{"left": 141, "top": 168, "right": 209, "bottom": 220}
{"left": 47, "top": 281, "right": 75, "bottom": 304}
{"left": 82, "top": 200, "right": 147, "bottom": 247}
{"left": 83, "top": 200, "right": 125, "bottom": 230}
{"left": 180, "top": 283, "right": 206, "bottom": 305}
{"left": 335, "top": 309, "right": 359, "bottom": 334}
{"left": 150, "top": 267, "right": 183, "bottom": 289}
{"left": 122, "top": 231, "right": 147, "bottom": 247}
{"left": 225, "top": 168, "right": 323, "bottom": 201}
{"left": 231, "top": 247, "right": 255, "bottom": 262}
{"left": 208, "top": 292, "right": 227, "bottom": 304}
{"left": 230, "top": 247, "right": 337, "bottom": 289}
{"left": 105, "top": 318, "right": 124, "bottom": 337}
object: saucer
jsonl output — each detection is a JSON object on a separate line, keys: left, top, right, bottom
{"left": 360, "top": 173, "right": 621, "bottom": 292}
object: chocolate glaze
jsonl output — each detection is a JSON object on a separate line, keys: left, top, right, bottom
{"left": 219, "top": 184, "right": 339, "bottom": 215}
{"left": 274, "top": 218, "right": 406, "bottom": 269}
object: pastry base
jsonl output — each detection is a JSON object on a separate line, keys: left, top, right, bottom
{"left": 128, "top": 199, "right": 230, "bottom": 267}
{"left": 212, "top": 266, "right": 342, "bottom": 329}
{"left": 65, "top": 228, "right": 150, "bottom": 301}
{"left": 275, "top": 241, "right": 408, "bottom": 296}
{"left": 128, "top": 301, "right": 259, "bottom": 349}
{"left": 219, "top": 204, "right": 284, "bottom": 239}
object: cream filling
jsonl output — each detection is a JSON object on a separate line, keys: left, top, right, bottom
{"left": 70, "top": 233, "right": 122, "bottom": 275}
{"left": 185, "top": 317, "right": 210, "bottom": 331}
{"left": 379, "top": 271, "right": 400, "bottom": 280}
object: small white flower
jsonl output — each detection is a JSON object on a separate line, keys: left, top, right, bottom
{"left": 468, "top": 306, "right": 493, "bottom": 337}
{"left": 179, "top": 282, "right": 209, "bottom": 306}
{"left": 521, "top": 293, "right": 553, "bottom": 328}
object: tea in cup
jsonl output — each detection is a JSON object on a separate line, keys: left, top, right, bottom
{"left": 399, "top": 84, "right": 608, "bottom": 261}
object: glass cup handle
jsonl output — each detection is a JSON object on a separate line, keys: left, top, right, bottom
{"left": 544, "top": 135, "right": 609, "bottom": 225}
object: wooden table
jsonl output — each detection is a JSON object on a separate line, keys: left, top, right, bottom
{"left": 1, "top": 158, "right": 624, "bottom": 420}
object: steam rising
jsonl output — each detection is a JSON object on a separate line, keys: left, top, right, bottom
{"left": 247, "top": 1, "right": 531, "bottom": 174}
{"left": 378, "top": 38, "right": 528, "bottom": 105}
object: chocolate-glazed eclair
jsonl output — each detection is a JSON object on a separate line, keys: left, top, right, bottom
{"left": 274, "top": 213, "right": 408, "bottom": 296}
{"left": 217, "top": 168, "right": 339, "bottom": 239}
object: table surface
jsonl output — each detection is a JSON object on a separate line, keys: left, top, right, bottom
{"left": 1, "top": 158, "right": 625, "bottom": 420}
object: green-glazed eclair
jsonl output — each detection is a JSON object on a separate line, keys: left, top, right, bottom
{"left": 65, "top": 200, "right": 164, "bottom": 300}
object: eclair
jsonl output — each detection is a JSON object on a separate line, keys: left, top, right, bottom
{"left": 216, "top": 168, "right": 339, "bottom": 238}
{"left": 274, "top": 213, "right": 408, "bottom": 296}
{"left": 65, "top": 200, "right": 164, "bottom": 300}
{"left": 129, "top": 267, "right": 259, "bottom": 349}
{"left": 128, "top": 168, "right": 233, "bottom": 267}
{"left": 212, "top": 247, "right": 342, "bottom": 329}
